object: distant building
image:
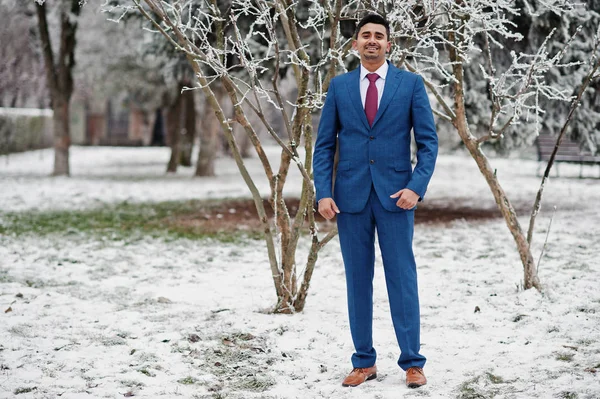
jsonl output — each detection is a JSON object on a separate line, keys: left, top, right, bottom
{"left": 0, "top": 92, "right": 164, "bottom": 155}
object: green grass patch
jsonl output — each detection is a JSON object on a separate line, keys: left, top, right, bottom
{"left": 0, "top": 199, "right": 263, "bottom": 243}
{"left": 457, "top": 378, "right": 487, "bottom": 399}
{"left": 577, "top": 338, "right": 594, "bottom": 346}
{"left": 557, "top": 392, "right": 578, "bottom": 399}
{"left": 233, "top": 375, "right": 275, "bottom": 392}
{"left": 14, "top": 387, "right": 37, "bottom": 395}
{"left": 556, "top": 352, "right": 575, "bottom": 362}
{"left": 120, "top": 379, "right": 144, "bottom": 388}
{"left": 178, "top": 376, "right": 198, "bottom": 385}
{"left": 485, "top": 372, "right": 504, "bottom": 384}
{"left": 0, "top": 269, "right": 13, "bottom": 283}
{"left": 457, "top": 371, "right": 507, "bottom": 399}
{"left": 138, "top": 368, "right": 154, "bottom": 377}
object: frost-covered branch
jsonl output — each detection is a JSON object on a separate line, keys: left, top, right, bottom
{"left": 380, "top": 0, "right": 582, "bottom": 147}
{"left": 527, "top": 24, "right": 600, "bottom": 245}
{"left": 477, "top": 27, "right": 583, "bottom": 144}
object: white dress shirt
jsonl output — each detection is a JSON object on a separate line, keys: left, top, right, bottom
{"left": 359, "top": 62, "right": 388, "bottom": 108}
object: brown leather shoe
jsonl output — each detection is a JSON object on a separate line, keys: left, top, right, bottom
{"left": 406, "top": 367, "right": 427, "bottom": 388}
{"left": 341, "top": 365, "right": 377, "bottom": 387}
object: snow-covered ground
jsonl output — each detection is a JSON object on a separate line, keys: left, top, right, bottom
{"left": 1, "top": 146, "right": 599, "bottom": 398}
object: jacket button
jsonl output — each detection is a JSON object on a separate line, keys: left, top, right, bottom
{"left": 370, "top": 160, "right": 375, "bottom": 164}
{"left": 369, "top": 136, "right": 374, "bottom": 140}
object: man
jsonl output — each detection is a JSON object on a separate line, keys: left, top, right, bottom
{"left": 313, "top": 14, "right": 438, "bottom": 389}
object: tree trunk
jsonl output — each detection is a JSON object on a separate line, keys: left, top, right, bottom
{"left": 166, "top": 86, "right": 184, "bottom": 173}
{"left": 179, "top": 89, "right": 196, "bottom": 166}
{"left": 135, "top": 0, "right": 344, "bottom": 314}
{"left": 52, "top": 98, "right": 70, "bottom": 175}
{"left": 150, "top": 109, "right": 165, "bottom": 146}
{"left": 35, "top": 0, "right": 81, "bottom": 176}
{"left": 195, "top": 85, "right": 221, "bottom": 176}
{"left": 462, "top": 139, "right": 540, "bottom": 289}
{"left": 448, "top": 29, "right": 541, "bottom": 290}
{"left": 235, "top": 123, "right": 252, "bottom": 158}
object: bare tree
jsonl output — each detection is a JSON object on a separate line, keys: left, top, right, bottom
{"left": 0, "top": 1, "right": 47, "bottom": 108}
{"left": 380, "top": 0, "right": 587, "bottom": 290}
{"left": 35, "top": 0, "right": 83, "bottom": 176}
{"left": 179, "top": 87, "right": 196, "bottom": 167}
{"left": 528, "top": 26, "right": 600, "bottom": 251}
{"left": 115, "top": 0, "right": 351, "bottom": 313}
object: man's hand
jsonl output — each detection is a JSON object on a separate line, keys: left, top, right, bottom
{"left": 390, "top": 188, "right": 419, "bottom": 210}
{"left": 318, "top": 198, "right": 340, "bottom": 220}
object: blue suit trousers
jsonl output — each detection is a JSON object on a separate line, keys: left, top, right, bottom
{"left": 336, "top": 185, "right": 426, "bottom": 371}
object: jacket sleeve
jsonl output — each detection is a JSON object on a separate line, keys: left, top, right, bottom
{"left": 406, "top": 75, "right": 438, "bottom": 200}
{"left": 313, "top": 78, "right": 339, "bottom": 202}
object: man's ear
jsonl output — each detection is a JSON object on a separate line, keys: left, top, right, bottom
{"left": 352, "top": 40, "right": 357, "bottom": 50}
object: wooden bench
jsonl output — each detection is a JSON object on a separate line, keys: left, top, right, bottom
{"left": 536, "top": 134, "right": 600, "bottom": 178}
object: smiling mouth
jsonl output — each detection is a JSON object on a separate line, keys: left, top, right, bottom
{"left": 365, "top": 46, "right": 379, "bottom": 51}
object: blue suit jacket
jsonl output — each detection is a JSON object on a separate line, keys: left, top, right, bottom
{"left": 313, "top": 63, "right": 438, "bottom": 213}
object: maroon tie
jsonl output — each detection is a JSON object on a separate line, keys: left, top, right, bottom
{"left": 365, "top": 73, "right": 379, "bottom": 127}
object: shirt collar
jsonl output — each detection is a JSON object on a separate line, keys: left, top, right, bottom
{"left": 360, "top": 61, "right": 389, "bottom": 81}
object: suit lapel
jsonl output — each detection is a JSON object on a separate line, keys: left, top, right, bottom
{"left": 346, "top": 67, "right": 371, "bottom": 131}
{"left": 372, "top": 65, "right": 404, "bottom": 128}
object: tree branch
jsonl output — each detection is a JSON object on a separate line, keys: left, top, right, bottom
{"left": 35, "top": 2, "right": 58, "bottom": 97}
{"left": 405, "top": 61, "right": 456, "bottom": 122}
{"left": 527, "top": 36, "right": 600, "bottom": 245}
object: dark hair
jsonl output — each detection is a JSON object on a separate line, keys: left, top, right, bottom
{"left": 354, "top": 14, "right": 391, "bottom": 40}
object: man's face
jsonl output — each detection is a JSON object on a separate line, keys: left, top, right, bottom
{"left": 353, "top": 23, "right": 391, "bottom": 64}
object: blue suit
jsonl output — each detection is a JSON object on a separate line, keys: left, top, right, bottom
{"left": 313, "top": 62, "right": 438, "bottom": 370}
